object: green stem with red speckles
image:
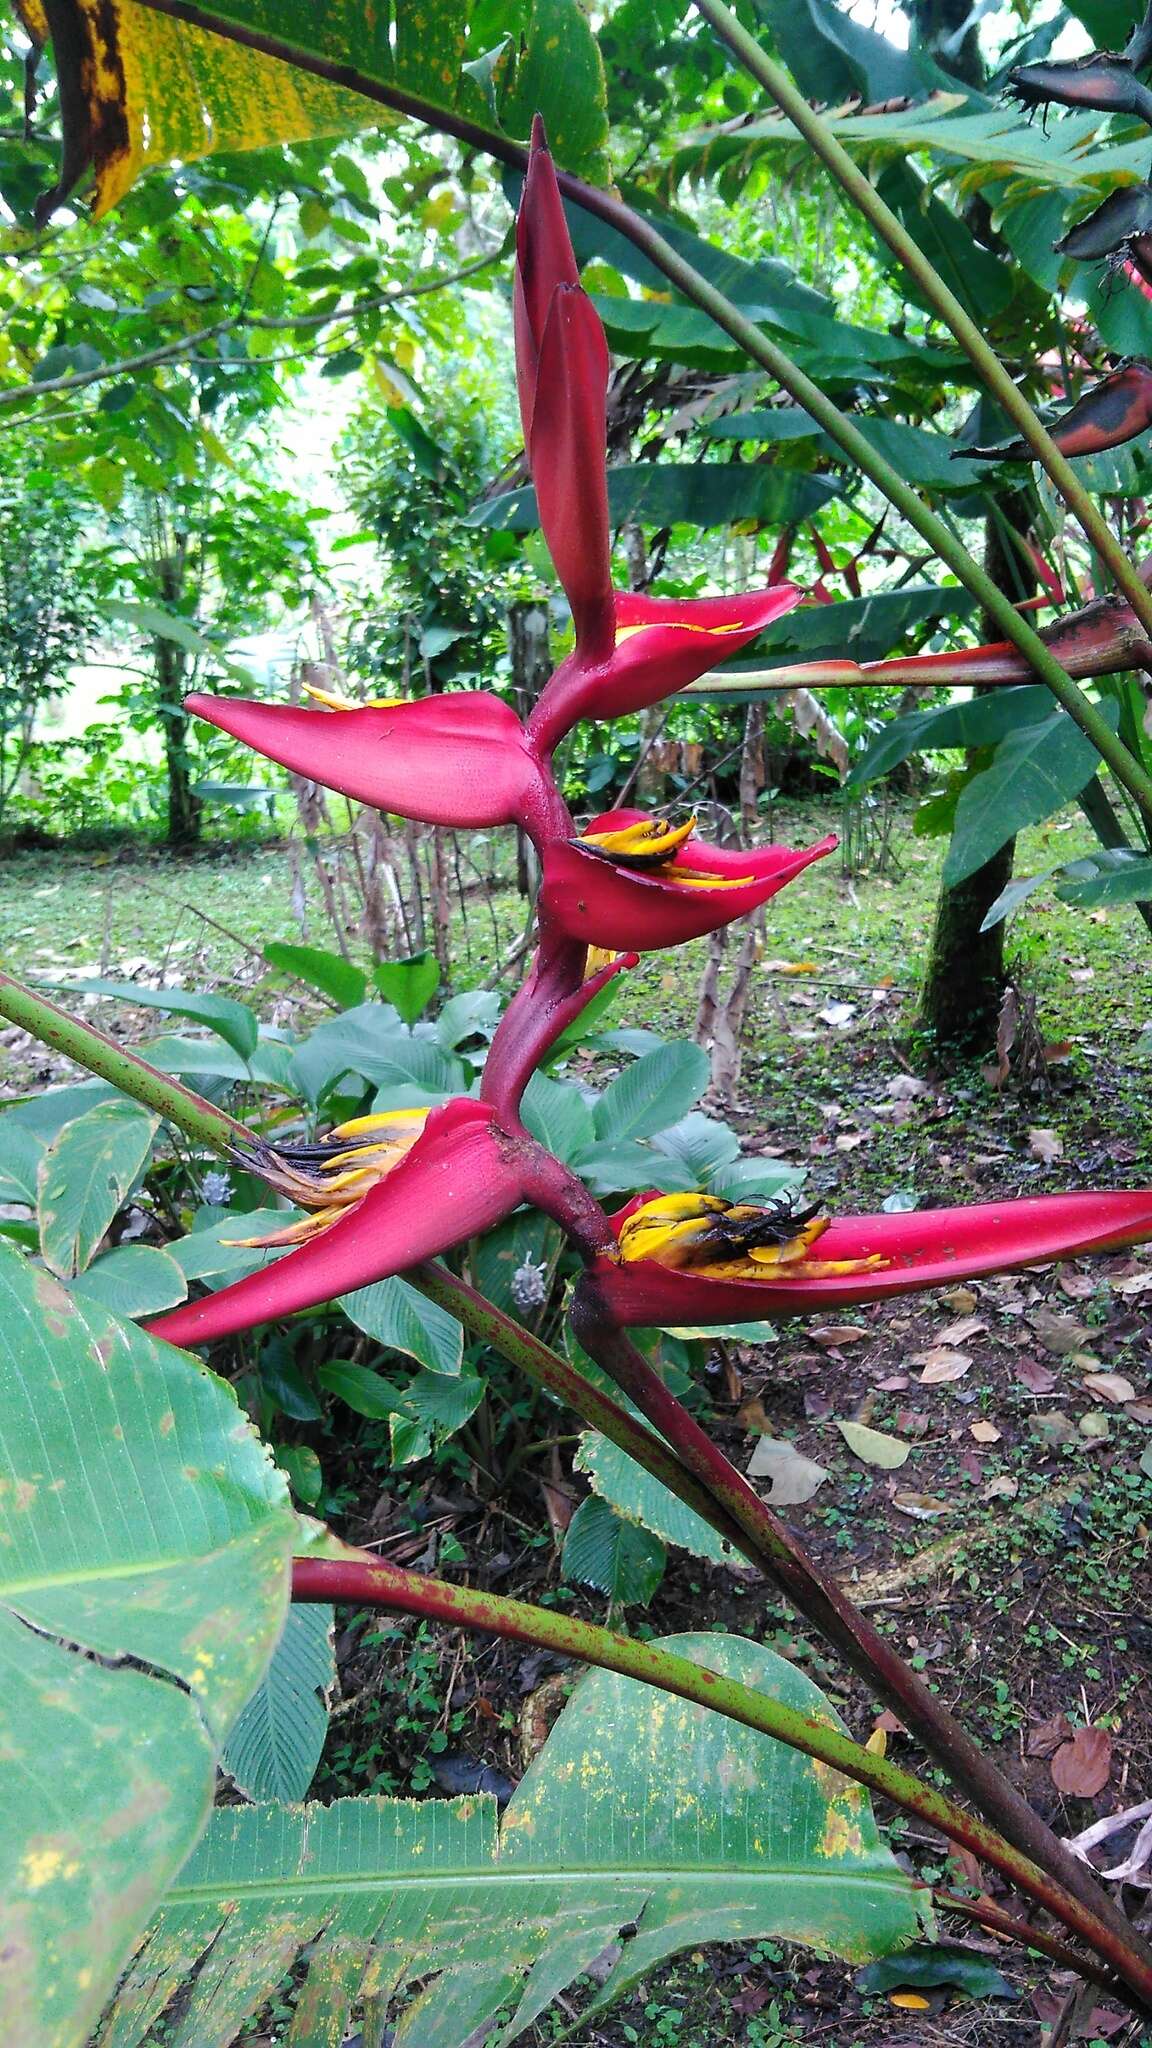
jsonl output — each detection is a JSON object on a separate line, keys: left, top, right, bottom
{"left": 291, "top": 1549, "right": 1140, "bottom": 2006}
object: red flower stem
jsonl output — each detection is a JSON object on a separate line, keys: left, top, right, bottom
{"left": 481, "top": 933, "right": 636, "bottom": 1121}
{"left": 410, "top": 1260, "right": 748, "bottom": 1551}
{"left": 290, "top": 1548, "right": 1146, "bottom": 2007}
{"left": 568, "top": 1281, "right": 1152, "bottom": 2000}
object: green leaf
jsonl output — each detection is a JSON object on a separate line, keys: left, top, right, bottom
{"left": 709, "top": 1157, "right": 806, "bottom": 1202}
{"left": 562, "top": 1496, "right": 666, "bottom": 1608}
{"left": 372, "top": 952, "right": 441, "bottom": 1025}
{"left": 341, "top": 1273, "right": 464, "bottom": 1376}
{"left": 106, "top": 1633, "right": 925, "bottom": 2044}
{"left": 857, "top": 1943, "right": 1017, "bottom": 2001}
{"left": 576, "top": 1432, "right": 736, "bottom": 1566}
{"left": 33, "top": 0, "right": 610, "bottom": 224}
{"left": 847, "top": 686, "right": 1050, "bottom": 789}
{"left": 39, "top": 976, "right": 259, "bottom": 1060}
{"left": 143, "top": 1032, "right": 253, "bottom": 1081}
{"left": 594, "top": 1041, "right": 710, "bottom": 1143}
{"left": 222, "top": 1603, "right": 335, "bottom": 1805}
{"left": 290, "top": 1004, "right": 463, "bottom": 1102}
{"left": 264, "top": 941, "right": 368, "bottom": 1010}
{"left": 435, "top": 988, "right": 502, "bottom": 1052}
{"left": 944, "top": 707, "right": 1117, "bottom": 887}
{"left": 403, "top": 1367, "right": 484, "bottom": 1438}
{"left": 317, "top": 1358, "right": 407, "bottom": 1419}
{"left": 37, "top": 1097, "right": 159, "bottom": 1278}
{"left": 0, "top": 1238, "right": 294, "bottom": 2045}
{"left": 1055, "top": 849, "right": 1152, "bottom": 907}
{"left": 651, "top": 1110, "right": 739, "bottom": 1183}
{"left": 836, "top": 1420, "right": 910, "bottom": 1470}
{"left": 0, "top": 1118, "right": 46, "bottom": 1205}
{"left": 169, "top": 1209, "right": 295, "bottom": 1284}
{"left": 979, "top": 869, "right": 1059, "bottom": 932}
{"left": 522, "top": 1069, "right": 596, "bottom": 1162}
{"left": 471, "top": 461, "right": 840, "bottom": 535}
{"left": 68, "top": 1243, "right": 189, "bottom": 1318}
{"left": 468, "top": 1209, "right": 562, "bottom": 1318}
{"left": 575, "top": 1140, "right": 699, "bottom": 1197}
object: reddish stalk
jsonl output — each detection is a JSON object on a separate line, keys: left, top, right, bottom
{"left": 291, "top": 1549, "right": 1148, "bottom": 2008}
{"left": 567, "top": 1281, "right": 1152, "bottom": 2003}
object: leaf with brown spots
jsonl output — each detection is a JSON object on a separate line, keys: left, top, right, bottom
{"left": 0, "top": 1238, "right": 295, "bottom": 2044}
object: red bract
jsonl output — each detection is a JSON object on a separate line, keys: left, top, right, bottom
{"left": 966, "top": 362, "right": 1152, "bottom": 463}
{"left": 184, "top": 690, "right": 545, "bottom": 830}
{"left": 528, "top": 586, "right": 804, "bottom": 752}
{"left": 540, "top": 811, "right": 836, "bottom": 952}
{"left": 589, "top": 1188, "right": 1152, "bottom": 1324}
{"left": 760, "top": 587, "right": 1152, "bottom": 690}
{"left": 146, "top": 1101, "right": 526, "bottom": 1348}
{"left": 514, "top": 120, "right": 803, "bottom": 747}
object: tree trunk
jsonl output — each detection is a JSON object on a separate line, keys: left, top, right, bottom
{"left": 919, "top": 504, "right": 1035, "bottom": 1053}
{"left": 156, "top": 555, "right": 201, "bottom": 850}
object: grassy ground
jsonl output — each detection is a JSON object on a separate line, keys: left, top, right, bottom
{"left": 2, "top": 802, "right": 1151, "bottom": 2047}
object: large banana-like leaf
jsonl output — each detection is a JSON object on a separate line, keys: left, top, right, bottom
{"left": 0, "top": 1238, "right": 296, "bottom": 2047}
{"left": 23, "top": 0, "right": 610, "bottom": 219}
{"left": 97, "top": 1632, "right": 928, "bottom": 2048}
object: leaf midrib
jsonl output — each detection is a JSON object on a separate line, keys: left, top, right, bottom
{"left": 167, "top": 1865, "right": 912, "bottom": 1906}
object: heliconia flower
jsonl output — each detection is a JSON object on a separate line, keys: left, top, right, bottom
{"left": 1055, "top": 185, "right": 1152, "bottom": 264}
{"left": 539, "top": 807, "right": 836, "bottom": 952}
{"left": 226, "top": 1108, "right": 431, "bottom": 1246}
{"left": 963, "top": 361, "right": 1152, "bottom": 463}
{"left": 587, "top": 1187, "right": 1152, "bottom": 1324}
{"left": 1007, "top": 56, "right": 1152, "bottom": 124}
{"left": 513, "top": 119, "right": 804, "bottom": 748}
{"left": 527, "top": 587, "right": 806, "bottom": 752}
{"left": 145, "top": 1100, "right": 527, "bottom": 1349}
{"left": 183, "top": 689, "right": 546, "bottom": 831}
{"left": 756, "top": 586, "right": 1152, "bottom": 691}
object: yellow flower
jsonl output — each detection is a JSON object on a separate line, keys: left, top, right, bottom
{"left": 230, "top": 1108, "right": 429, "bottom": 1247}
{"left": 616, "top": 1191, "right": 886, "bottom": 1281}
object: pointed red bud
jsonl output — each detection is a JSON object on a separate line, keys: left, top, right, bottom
{"left": 146, "top": 1101, "right": 525, "bottom": 1349}
{"left": 965, "top": 362, "right": 1152, "bottom": 463}
{"left": 184, "top": 690, "right": 544, "bottom": 830}
{"left": 591, "top": 1188, "right": 1152, "bottom": 1324}
{"left": 541, "top": 817, "right": 835, "bottom": 952}
{"left": 529, "top": 285, "right": 614, "bottom": 655}
{"left": 1008, "top": 56, "right": 1152, "bottom": 123}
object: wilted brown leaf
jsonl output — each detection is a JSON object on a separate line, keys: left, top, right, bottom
{"left": 969, "top": 1420, "right": 1001, "bottom": 1444}
{"left": 1026, "top": 1712, "right": 1072, "bottom": 1759}
{"left": 746, "top": 1436, "right": 831, "bottom": 1505}
{"left": 809, "top": 1323, "right": 870, "bottom": 1348}
{"left": 1028, "top": 1309, "right": 1093, "bottom": 1356}
{"left": 891, "top": 1491, "right": 952, "bottom": 1520}
{"left": 937, "top": 1315, "right": 986, "bottom": 1346}
{"left": 1028, "top": 1126, "right": 1063, "bottom": 1165}
{"left": 1051, "top": 1725, "right": 1112, "bottom": 1798}
{"left": 915, "top": 1347, "right": 973, "bottom": 1384}
{"left": 941, "top": 1286, "right": 979, "bottom": 1313}
{"left": 1014, "top": 1355, "right": 1058, "bottom": 1394}
{"left": 1082, "top": 1372, "right": 1137, "bottom": 1405}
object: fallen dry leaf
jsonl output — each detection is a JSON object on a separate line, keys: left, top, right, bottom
{"left": 888, "top": 1991, "right": 930, "bottom": 2011}
{"left": 1027, "top": 1712, "right": 1072, "bottom": 1759}
{"left": 916, "top": 1347, "right": 973, "bottom": 1384}
{"left": 1029, "top": 1309, "right": 1094, "bottom": 1356}
{"left": 835, "top": 1419, "right": 910, "bottom": 1469}
{"left": 736, "top": 1396, "right": 772, "bottom": 1435}
{"left": 969, "top": 1420, "right": 1001, "bottom": 1444}
{"left": 1128, "top": 1400, "right": 1152, "bottom": 1425}
{"left": 1112, "top": 1270, "right": 1152, "bottom": 1297}
{"left": 809, "top": 1323, "right": 870, "bottom": 1348}
{"left": 1051, "top": 1725, "right": 1112, "bottom": 1798}
{"left": 1014, "top": 1355, "right": 1058, "bottom": 1394}
{"left": 763, "top": 958, "right": 819, "bottom": 975}
{"left": 1082, "top": 1371, "right": 1137, "bottom": 1405}
{"left": 1079, "top": 1410, "right": 1111, "bottom": 1441}
{"left": 1028, "top": 1125, "right": 1063, "bottom": 1165}
{"left": 1059, "top": 1272, "right": 1095, "bottom": 1300}
{"left": 875, "top": 1373, "right": 909, "bottom": 1392}
{"left": 892, "top": 1491, "right": 952, "bottom": 1520}
{"left": 983, "top": 1474, "right": 1018, "bottom": 1501}
{"left": 746, "top": 1436, "right": 831, "bottom": 1505}
{"left": 941, "top": 1286, "right": 979, "bottom": 1313}
{"left": 937, "top": 1314, "right": 986, "bottom": 1346}
{"left": 1029, "top": 1410, "right": 1078, "bottom": 1447}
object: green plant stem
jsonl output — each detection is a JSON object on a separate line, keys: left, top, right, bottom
{"left": 0, "top": 969, "right": 250, "bottom": 1150}
{"left": 410, "top": 1261, "right": 747, "bottom": 1548}
{"left": 568, "top": 1283, "right": 1152, "bottom": 2005}
{"left": 692, "top": 0, "right": 1152, "bottom": 658}
{"left": 291, "top": 1549, "right": 1143, "bottom": 2006}
{"left": 119, "top": 0, "right": 1152, "bottom": 826}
